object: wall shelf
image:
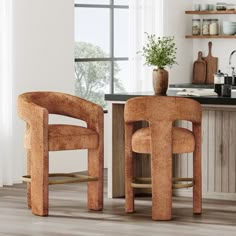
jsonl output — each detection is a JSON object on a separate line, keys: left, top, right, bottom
{"left": 185, "top": 10, "right": 236, "bottom": 39}
{"left": 185, "top": 10, "right": 236, "bottom": 15}
{"left": 186, "top": 35, "right": 236, "bottom": 39}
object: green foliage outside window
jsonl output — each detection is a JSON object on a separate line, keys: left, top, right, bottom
{"left": 74, "top": 42, "right": 125, "bottom": 108}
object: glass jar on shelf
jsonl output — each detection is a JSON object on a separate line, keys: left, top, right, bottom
{"left": 192, "top": 19, "right": 201, "bottom": 35}
{"left": 202, "top": 19, "right": 210, "bottom": 35}
{"left": 209, "top": 19, "right": 219, "bottom": 35}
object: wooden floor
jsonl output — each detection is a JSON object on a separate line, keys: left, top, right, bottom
{"left": 0, "top": 173, "right": 236, "bottom": 236}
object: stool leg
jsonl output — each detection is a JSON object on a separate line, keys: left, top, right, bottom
{"left": 31, "top": 133, "right": 49, "bottom": 216}
{"left": 26, "top": 149, "right": 31, "bottom": 209}
{"left": 151, "top": 123, "right": 172, "bottom": 221}
{"left": 88, "top": 147, "right": 103, "bottom": 211}
{"left": 125, "top": 151, "right": 134, "bottom": 213}
{"left": 125, "top": 124, "right": 134, "bottom": 213}
{"left": 193, "top": 124, "right": 202, "bottom": 214}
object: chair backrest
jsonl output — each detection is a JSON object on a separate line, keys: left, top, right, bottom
{"left": 124, "top": 96, "right": 201, "bottom": 124}
{"left": 18, "top": 91, "right": 103, "bottom": 123}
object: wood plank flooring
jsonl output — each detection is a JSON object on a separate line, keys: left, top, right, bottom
{"left": 0, "top": 171, "right": 236, "bottom": 236}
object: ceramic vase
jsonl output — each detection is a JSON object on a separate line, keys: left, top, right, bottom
{"left": 152, "top": 69, "right": 168, "bottom": 95}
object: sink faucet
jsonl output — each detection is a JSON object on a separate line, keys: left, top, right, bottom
{"left": 229, "top": 50, "right": 236, "bottom": 85}
{"left": 229, "top": 50, "right": 236, "bottom": 65}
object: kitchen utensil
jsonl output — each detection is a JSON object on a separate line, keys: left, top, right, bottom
{"left": 214, "top": 70, "right": 224, "bottom": 96}
{"left": 203, "top": 42, "right": 218, "bottom": 84}
{"left": 193, "top": 51, "right": 207, "bottom": 84}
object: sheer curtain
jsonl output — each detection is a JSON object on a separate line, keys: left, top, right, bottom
{"left": 0, "top": 0, "right": 21, "bottom": 186}
{"left": 128, "top": 0, "right": 164, "bottom": 92}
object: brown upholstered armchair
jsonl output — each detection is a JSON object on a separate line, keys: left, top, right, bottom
{"left": 17, "top": 92, "right": 104, "bottom": 216}
{"left": 124, "top": 96, "right": 202, "bottom": 220}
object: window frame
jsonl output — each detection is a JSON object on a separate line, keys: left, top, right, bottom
{"left": 74, "top": 0, "right": 129, "bottom": 94}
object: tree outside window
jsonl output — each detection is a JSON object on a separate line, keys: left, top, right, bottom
{"left": 74, "top": 0, "right": 129, "bottom": 108}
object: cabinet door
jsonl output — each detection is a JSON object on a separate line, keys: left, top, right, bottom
{"left": 202, "top": 109, "right": 236, "bottom": 195}
{"left": 174, "top": 109, "right": 236, "bottom": 200}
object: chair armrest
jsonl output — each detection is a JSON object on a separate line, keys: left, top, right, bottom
{"left": 17, "top": 94, "right": 48, "bottom": 126}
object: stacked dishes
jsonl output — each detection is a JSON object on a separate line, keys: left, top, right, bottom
{"left": 222, "top": 21, "right": 236, "bottom": 35}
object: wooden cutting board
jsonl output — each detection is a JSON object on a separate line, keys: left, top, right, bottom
{"left": 192, "top": 51, "right": 206, "bottom": 84}
{"left": 203, "top": 42, "right": 218, "bottom": 84}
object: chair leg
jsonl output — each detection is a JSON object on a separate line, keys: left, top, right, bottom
{"left": 88, "top": 148, "right": 103, "bottom": 211}
{"left": 151, "top": 123, "right": 172, "bottom": 221}
{"left": 26, "top": 149, "right": 31, "bottom": 209}
{"left": 193, "top": 124, "right": 202, "bottom": 214}
{"left": 125, "top": 149, "right": 134, "bottom": 213}
{"left": 31, "top": 145, "right": 49, "bottom": 216}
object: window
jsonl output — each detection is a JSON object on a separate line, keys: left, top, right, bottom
{"left": 74, "top": 0, "right": 129, "bottom": 107}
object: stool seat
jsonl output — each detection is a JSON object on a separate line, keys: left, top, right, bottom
{"left": 132, "top": 127, "right": 195, "bottom": 154}
{"left": 48, "top": 125, "right": 99, "bottom": 151}
{"left": 24, "top": 125, "right": 99, "bottom": 151}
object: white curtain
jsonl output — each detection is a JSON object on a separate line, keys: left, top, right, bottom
{"left": 0, "top": 0, "right": 21, "bottom": 186}
{"left": 128, "top": 0, "right": 164, "bottom": 92}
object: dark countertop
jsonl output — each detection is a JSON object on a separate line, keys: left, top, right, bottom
{"left": 169, "top": 83, "right": 214, "bottom": 89}
{"left": 105, "top": 89, "right": 236, "bottom": 105}
{"left": 169, "top": 83, "right": 236, "bottom": 89}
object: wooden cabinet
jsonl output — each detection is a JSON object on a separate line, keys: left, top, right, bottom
{"left": 174, "top": 105, "right": 236, "bottom": 200}
{"left": 185, "top": 10, "right": 236, "bottom": 39}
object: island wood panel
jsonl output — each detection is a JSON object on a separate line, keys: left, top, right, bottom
{"left": 229, "top": 112, "right": 236, "bottom": 193}
{"left": 175, "top": 107, "right": 236, "bottom": 200}
{"left": 202, "top": 112, "right": 209, "bottom": 193}
{"left": 208, "top": 110, "right": 215, "bottom": 193}
{"left": 112, "top": 104, "right": 125, "bottom": 197}
{"left": 222, "top": 111, "right": 230, "bottom": 193}
{"left": 215, "top": 110, "right": 222, "bottom": 192}
{"left": 110, "top": 103, "right": 236, "bottom": 200}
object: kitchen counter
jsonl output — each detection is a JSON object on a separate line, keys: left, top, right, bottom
{"left": 105, "top": 89, "right": 236, "bottom": 105}
{"left": 105, "top": 90, "right": 236, "bottom": 200}
{"left": 169, "top": 82, "right": 236, "bottom": 89}
{"left": 169, "top": 83, "right": 214, "bottom": 89}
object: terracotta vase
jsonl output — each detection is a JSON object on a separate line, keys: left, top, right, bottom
{"left": 152, "top": 69, "right": 169, "bottom": 95}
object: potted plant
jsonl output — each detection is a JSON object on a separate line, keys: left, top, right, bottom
{"left": 139, "top": 33, "right": 177, "bottom": 95}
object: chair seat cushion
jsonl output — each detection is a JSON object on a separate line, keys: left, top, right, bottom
{"left": 131, "top": 127, "right": 195, "bottom": 154}
{"left": 48, "top": 124, "right": 99, "bottom": 151}
{"left": 24, "top": 124, "right": 99, "bottom": 151}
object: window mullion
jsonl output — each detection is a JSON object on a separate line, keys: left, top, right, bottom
{"left": 110, "top": 0, "right": 114, "bottom": 93}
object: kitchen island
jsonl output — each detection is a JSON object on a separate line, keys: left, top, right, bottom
{"left": 105, "top": 90, "right": 236, "bottom": 201}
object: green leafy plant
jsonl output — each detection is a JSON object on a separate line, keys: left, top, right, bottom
{"left": 139, "top": 33, "right": 177, "bottom": 69}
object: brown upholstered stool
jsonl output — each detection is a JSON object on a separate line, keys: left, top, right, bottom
{"left": 124, "top": 96, "right": 202, "bottom": 220}
{"left": 17, "top": 92, "right": 104, "bottom": 216}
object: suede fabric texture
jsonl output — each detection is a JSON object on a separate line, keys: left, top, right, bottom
{"left": 24, "top": 125, "right": 99, "bottom": 151}
{"left": 124, "top": 96, "right": 202, "bottom": 221}
{"left": 131, "top": 127, "right": 195, "bottom": 154}
{"left": 17, "top": 91, "right": 104, "bottom": 216}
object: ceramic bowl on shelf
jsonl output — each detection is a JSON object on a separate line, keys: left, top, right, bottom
{"left": 222, "top": 21, "right": 236, "bottom": 35}
{"left": 226, "top": 4, "right": 236, "bottom": 10}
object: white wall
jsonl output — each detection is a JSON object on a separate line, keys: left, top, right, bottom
{"left": 192, "top": 0, "right": 236, "bottom": 76}
{"left": 13, "top": 0, "right": 74, "bottom": 93}
{"left": 163, "top": 0, "right": 236, "bottom": 84}
{"left": 12, "top": 0, "right": 88, "bottom": 175}
{"left": 163, "top": 0, "right": 193, "bottom": 84}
